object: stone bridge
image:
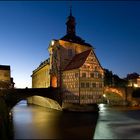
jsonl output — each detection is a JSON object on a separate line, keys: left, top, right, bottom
{"left": 104, "top": 86, "right": 138, "bottom": 105}
{"left": 104, "top": 87, "right": 126, "bottom": 98}
{"left": 0, "top": 87, "right": 62, "bottom": 140}
{"left": 0, "top": 87, "right": 62, "bottom": 110}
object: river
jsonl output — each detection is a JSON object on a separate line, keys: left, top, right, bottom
{"left": 11, "top": 101, "right": 140, "bottom": 139}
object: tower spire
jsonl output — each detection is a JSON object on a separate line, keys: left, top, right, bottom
{"left": 66, "top": 5, "right": 76, "bottom": 35}
{"left": 70, "top": 5, "right": 72, "bottom": 16}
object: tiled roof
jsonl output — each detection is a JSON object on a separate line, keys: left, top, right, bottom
{"left": 0, "top": 65, "right": 10, "bottom": 70}
{"left": 64, "top": 49, "right": 91, "bottom": 71}
{"left": 61, "top": 34, "right": 92, "bottom": 47}
{"left": 32, "top": 58, "right": 50, "bottom": 74}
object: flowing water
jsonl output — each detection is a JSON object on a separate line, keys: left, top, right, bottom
{"left": 11, "top": 101, "right": 140, "bottom": 139}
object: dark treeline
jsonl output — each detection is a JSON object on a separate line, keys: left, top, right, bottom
{"left": 104, "top": 69, "right": 128, "bottom": 87}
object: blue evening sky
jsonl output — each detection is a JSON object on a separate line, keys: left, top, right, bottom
{"left": 0, "top": 1, "right": 140, "bottom": 88}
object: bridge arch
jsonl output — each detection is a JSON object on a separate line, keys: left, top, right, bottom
{"left": 1, "top": 87, "right": 62, "bottom": 110}
{"left": 103, "top": 87, "right": 125, "bottom": 105}
{"left": 27, "top": 96, "right": 62, "bottom": 111}
{"left": 104, "top": 87, "right": 124, "bottom": 97}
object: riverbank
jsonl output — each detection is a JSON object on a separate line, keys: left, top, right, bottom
{"left": 62, "top": 102, "right": 99, "bottom": 112}
{"left": 98, "top": 103, "right": 140, "bottom": 111}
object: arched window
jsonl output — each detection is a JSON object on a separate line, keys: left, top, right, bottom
{"left": 51, "top": 76, "right": 57, "bottom": 87}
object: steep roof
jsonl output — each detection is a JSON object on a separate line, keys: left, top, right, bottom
{"left": 32, "top": 58, "right": 50, "bottom": 74}
{"left": 64, "top": 49, "right": 91, "bottom": 71}
{"left": 61, "top": 34, "right": 92, "bottom": 47}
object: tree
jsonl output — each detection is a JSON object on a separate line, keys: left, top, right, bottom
{"left": 104, "top": 69, "right": 113, "bottom": 86}
{"left": 104, "top": 69, "right": 127, "bottom": 87}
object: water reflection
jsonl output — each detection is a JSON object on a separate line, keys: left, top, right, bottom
{"left": 58, "top": 111, "right": 99, "bottom": 139}
{"left": 94, "top": 104, "right": 140, "bottom": 139}
{"left": 12, "top": 100, "right": 98, "bottom": 139}
{"left": 12, "top": 101, "right": 140, "bottom": 139}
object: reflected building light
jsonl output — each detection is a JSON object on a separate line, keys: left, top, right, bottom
{"left": 98, "top": 103, "right": 106, "bottom": 111}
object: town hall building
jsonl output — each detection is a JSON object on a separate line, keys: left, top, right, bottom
{"left": 31, "top": 9, "right": 104, "bottom": 106}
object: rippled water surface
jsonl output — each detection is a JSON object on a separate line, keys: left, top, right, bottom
{"left": 12, "top": 101, "right": 140, "bottom": 139}
{"left": 94, "top": 104, "right": 140, "bottom": 139}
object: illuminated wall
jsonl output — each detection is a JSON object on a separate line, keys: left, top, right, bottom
{"left": 58, "top": 40, "right": 92, "bottom": 70}
{"left": 62, "top": 50, "right": 104, "bottom": 104}
{"left": 32, "top": 61, "right": 50, "bottom": 88}
{"left": 0, "top": 69, "right": 10, "bottom": 82}
{"left": 48, "top": 39, "right": 92, "bottom": 87}
{"left": 128, "top": 77, "right": 140, "bottom": 88}
{"left": 79, "top": 51, "right": 104, "bottom": 104}
{"left": 62, "top": 69, "right": 80, "bottom": 103}
{"left": 0, "top": 65, "right": 14, "bottom": 89}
